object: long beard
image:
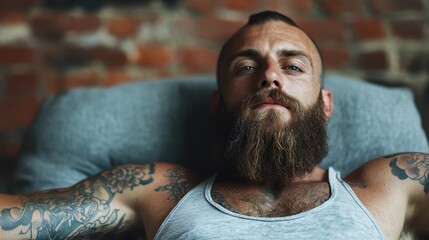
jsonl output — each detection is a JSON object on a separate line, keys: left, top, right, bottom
{"left": 214, "top": 89, "right": 328, "bottom": 184}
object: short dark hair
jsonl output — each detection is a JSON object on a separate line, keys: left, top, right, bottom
{"left": 216, "top": 11, "right": 324, "bottom": 86}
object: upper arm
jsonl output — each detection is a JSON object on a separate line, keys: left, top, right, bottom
{"left": 346, "top": 152, "right": 429, "bottom": 218}
{"left": 0, "top": 162, "right": 201, "bottom": 240}
{"left": 386, "top": 152, "right": 429, "bottom": 201}
{"left": 350, "top": 153, "right": 429, "bottom": 204}
{"left": 344, "top": 153, "right": 429, "bottom": 238}
{"left": 0, "top": 163, "right": 157, "bottom": 239}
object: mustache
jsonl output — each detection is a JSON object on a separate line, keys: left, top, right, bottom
{"left": 239, "top": 88, "right": 301, "bottom": 114}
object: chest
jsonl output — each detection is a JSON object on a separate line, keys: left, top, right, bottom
{"left": 211, "top": 182, "right": 331, "bottom": 217}
{"left": 153, "top": 178, "right": 387, "bottom": 240}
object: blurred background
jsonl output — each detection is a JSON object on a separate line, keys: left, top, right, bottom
{"left": 0, "top": 0, "right": 428, "bottom": 187}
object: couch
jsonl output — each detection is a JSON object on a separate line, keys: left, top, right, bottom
{"left": 10, "top": 74, "right": 429, "bottom": 194}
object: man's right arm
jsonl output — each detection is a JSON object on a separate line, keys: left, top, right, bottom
{"left": 0, "top": 163, "right": 157, "bottom": 239}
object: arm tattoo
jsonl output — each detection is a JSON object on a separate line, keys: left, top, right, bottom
{"left": 154, "top": 168, "right": 195, "bottom": 201}
{"left": 0, "top": 163, "right": 155, "bottom": 239}
{"left": 388, "top": 152, "right": 429, "bottom": 194}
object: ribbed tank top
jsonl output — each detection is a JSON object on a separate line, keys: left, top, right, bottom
{"left": 154, "top": 168, "right": 384, "bottom": 239}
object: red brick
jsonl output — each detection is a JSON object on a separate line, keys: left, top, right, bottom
{"left": 318, "top": 45, "right": 350, "bottom": 69}
{"left": 0, "top": 0, "right": 39, "bottom": 10}
{"left": 41, "top": 45, "right": 91, "bottom": 70}
{"left": 31, "top": 13, "right": 100, "bottom": 38}
{"left": 60, "top": 71, "right": 99, "bottom": 90}
{"left": 178, "top": 46, "right": 217, "bottom": 73}
{"left": 101, "top": 69, "right": 133, "bottom": 87}
{"left": 391, "top": 19, "right": 424, "bottom": 39}
{"left": 6, "top": 71, "right": 38, "bottom": 95}
{"left": 0, "top": 96, "right": 40, "bottom": 130}
{"left": 369, "top": 0, "right": 423, "bottom": 14}
{"left": 261, "top": 0, "right": 313, "bottom": 13}
{"left": 90, "top": 46, "right": 128, "bottom": 67}
{"left": 296, "top": 19, "right": 345, "bottom": 42}
{"left": 43, "top": 45, "right": 127, "bottom": 69}
{"left": 46, "top": 69, "right": 96, "bottom": 93}
{"left": 107, "top": 17, "right": 139, "bottom": 38}
{"left": 0, "top": 46, "right": 35, "bottom": 65}
{"left": 354, "top": 19, "right": 385, "bottom": 41}
{"left": 293, "top": 0, "right": 312, "bottom": 12}
{"left": 196, "top": 15, "right": 245, "bottom": 42}
{"left": 42, "top": 70, "right": 61, "bottom": 95}
{"left": 30, "top": 13, "right": 65, "bottom": 41}
{"left": 64, "top": 15, "right": 101, "bottom": 33}
{"left": 0, "top": 11, "right": 27, "bottom": 24}
{"left": 137, "top": 44, "right": 174, "bottom": 68}
{"left": 185, "top": 0, "right": 216, "bottom": 14}
{"left": 319, "top": 0, "right": 363, "bottom": 16}
{"left": 357, "top": 51, "right": 389, "bottom": 70}
{"left": 155, "top": 68, "right": 174, "bottom": 79}
{"left": 220, "top": 0, "right": 256, "bottom": 11}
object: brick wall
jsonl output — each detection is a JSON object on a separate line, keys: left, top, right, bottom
{"left": 0, "top": 0, "right": 428, "bottom": 174}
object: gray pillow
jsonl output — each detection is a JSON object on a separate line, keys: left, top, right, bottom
{"left": 11, "top": 74, "right": 429, "bottom": 193}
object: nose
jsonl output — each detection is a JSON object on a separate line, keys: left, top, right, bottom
{"left": 259, "top": 59, "right": 283, "bottom": 89}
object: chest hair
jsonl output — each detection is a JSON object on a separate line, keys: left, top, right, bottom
{"left": 211, "top": 182, "right": 331, "bottom": 217}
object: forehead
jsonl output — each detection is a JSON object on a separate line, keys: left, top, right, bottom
{"left": 225, "top": 21, "right": 317, "bottom": 61}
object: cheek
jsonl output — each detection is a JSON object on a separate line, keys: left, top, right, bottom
{"left": 287, "top": 82, "right": 320, "bottom": 107}
{"left": 222, "top": 82, "right": 252, "bottom": 108}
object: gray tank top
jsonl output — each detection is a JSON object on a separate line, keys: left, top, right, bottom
{"left": 154, "top": 168, "right": 384, "bottom": 239}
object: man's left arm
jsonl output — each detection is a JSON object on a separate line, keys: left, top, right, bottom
{"left": 383, "top": 153, "right": 429, "bottom": 238}
{"left": 386, "top": 152, "right": 429, "bottom": 201}
{"left": 345, "top": 153, "right": 429, "bottom": 238}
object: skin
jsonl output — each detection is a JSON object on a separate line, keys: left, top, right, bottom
{"left": 0, "top": 20, "right": 428, "bottom": 240}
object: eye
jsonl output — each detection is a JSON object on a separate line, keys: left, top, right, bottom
{"left": 240, "top": 66, "right": 256, "bottom": 72}
{"left": 284, "top": 65, "right": 301, "bottom": 72}
{"left": 236, "top": 65, "right": 256, "bottom": 74}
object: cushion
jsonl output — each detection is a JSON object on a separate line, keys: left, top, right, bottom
{"left": 11, "top": 74, "right": 429, "bottom": 193}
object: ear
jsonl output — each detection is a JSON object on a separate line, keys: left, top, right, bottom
{"left": 211, "top": 91, "right": 220, "bottom": 113}
{"left": 321, "top": 89, "right": 333, "bottom": 118}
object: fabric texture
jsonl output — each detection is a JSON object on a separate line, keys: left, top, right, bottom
{"left": 154, "top": 167, "right": 384, "bottom": 240}
{"left": 11, "top": 74, "right": 429, "bottom": 193}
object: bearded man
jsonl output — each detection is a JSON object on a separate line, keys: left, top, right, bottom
{"left": 0, "top": 11, "right": 428, "bottom": 240}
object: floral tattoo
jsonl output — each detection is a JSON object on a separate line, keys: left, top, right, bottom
{"left": 388, "top": 152, "right": 429, "bottom": 194}
{"left": 0, "top": 163, "right": 155, "bottom": 239}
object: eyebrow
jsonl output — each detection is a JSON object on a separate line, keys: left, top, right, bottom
{"left": 230, "top": 48, "right": 313, "bottom": 69}
{"left": 231, "top": 49, "right": 262, "bottom": 60}
{"left": 278, "top": 49, "right": 313, "bottom": 69}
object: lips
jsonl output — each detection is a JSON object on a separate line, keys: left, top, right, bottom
{"left": 252, "top": 97, "right": 288, "bottom": 109}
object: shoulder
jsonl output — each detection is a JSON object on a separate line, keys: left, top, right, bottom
{"left": 346, "top": 153, "right": 429, "bottom": 201}
{"left": 108, "top": 162, "right": 202, "bottom": 198}
{"left": 150, "top": 162, "right": 203, "bottom": 201}
{"left": 344, "top": 153, "right": 429, "bottom": 238}
{"left": 129, "top": 162, "right": 202, "bottom": 238}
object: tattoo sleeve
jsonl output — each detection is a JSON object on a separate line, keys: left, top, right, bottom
{"left": 154, "top": 168, "right": 195, "bottom": 201}
{"left": 0, "top": 163, "right": 155, "bottom": 239}
{"left": 388, "top": 152, "right": 429, "bottom": 194}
